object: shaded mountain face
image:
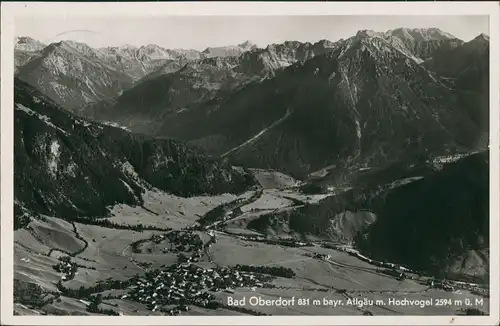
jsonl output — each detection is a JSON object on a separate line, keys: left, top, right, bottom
{"left": 14, "top": 37, "right": 46, "bottom": 72}
{"left": 14, "top": 78, "right": 256, "bottom": 229}
{"left": 424, "top": 34, "right": 490, "bottom": 132}
{"left": 16, "top": 41, "right": 136, "bottom": 114}
{"left": 250, "top": 151, "right": 489, "bottom": 281}
{"left": 157, "top": 33, "right": 485, "bottom": 178}
{"left": 355, "top": 151, "right": 489, "bottom": 281}
{"left": 87, "top": 39, "right": 342, "bottom": 130}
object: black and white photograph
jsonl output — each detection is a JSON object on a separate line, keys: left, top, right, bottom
{"left": 1, "top": 2, "right": 499, "bottom": 325}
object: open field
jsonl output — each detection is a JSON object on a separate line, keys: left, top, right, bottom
{"left": 108, "top": 190, "right": 239, "bottom": 229}
{"left": 16, "top": 216, "right": 85, "bottom": 255}
{"left": 249, "top": 169, "right": 300, "bottom": 189}
{"left": 240, "top": 191, "right": 293, "bottom": 212}
{"left": 14, "top": 244, "right": 61, "bottom": 292}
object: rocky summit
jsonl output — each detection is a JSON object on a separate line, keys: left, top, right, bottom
{"left": 14, "top": 37, "right": 47, "bottom": 72}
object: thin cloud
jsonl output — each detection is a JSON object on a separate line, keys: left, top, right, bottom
{"left": 54, "top": 29, "right": 101, "bottom": 37}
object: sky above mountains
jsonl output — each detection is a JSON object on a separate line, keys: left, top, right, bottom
{"left": 15, "top": 15, "right": 488, "bottom": 50}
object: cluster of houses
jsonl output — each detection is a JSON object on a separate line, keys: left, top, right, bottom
{"left": 379, "top": 268, "right": 410, "bottom": 281}
{"left": 177, "top": 250, "right": 203, "bottom": 264}
{"left": 426, "top": 279, "right": 455, "bottom": 292}
{"left": 447, "top": 280, "right": 487, "bottom": 294}
{"left": 425, "top": 278, "right": 488, "bottom": 294}
{"left": 165, "top": 231, "right": 204, "bottom": 253}
{"left": 52, "top": 256, "right": 79, "bottom": 281}
{"left": 313, "top": 253, "right": 332, "bottom": 260}
{"left": 125, "top": 263, "right": 271, "bottom": 314}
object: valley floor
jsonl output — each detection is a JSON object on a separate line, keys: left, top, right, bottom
{"left": 13, "top": 185, "right": 489, "bottom": 316}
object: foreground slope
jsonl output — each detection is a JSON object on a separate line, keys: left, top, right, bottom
{"left": 355, "top": 151, "right": 489, "bottom": 281}
{"left": 14, "top": 78, "right": 256, "bottom": 229}
{"left": 249, "top": 152, "right": 489, "bottom": 281}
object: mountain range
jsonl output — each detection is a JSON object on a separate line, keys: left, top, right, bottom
{"left": 13, "top": 27, "right": 490, "bottom": 287}
{"left": 144, "top": 29, "right": 487, "bottom": 178}
{"left": 14, "top": 38, "right": 261, "bottom": 114}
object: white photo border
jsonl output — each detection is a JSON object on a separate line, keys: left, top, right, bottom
{"left": 1, "top": 2, "right": 499, "bottom": 325}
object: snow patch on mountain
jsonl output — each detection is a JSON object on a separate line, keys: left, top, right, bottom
{"left": 48, "top": 140, "right": 61, "bottom": 177}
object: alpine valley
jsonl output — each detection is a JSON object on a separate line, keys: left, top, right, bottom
{"left": 12, "top": 27, "right": 490, "bottom": 316}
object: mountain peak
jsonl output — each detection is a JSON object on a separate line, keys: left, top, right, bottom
{"left": 387, "top": 27, "right": 456, "bottom": 42}
{"left": 142, "top": 44, "right": 162, "bottom": 49}
{"left": 238, "top": 40, "right": 256, "bottom": 49}
{"left": 355, "top": 29, "right": 382, "bottom": 39}
{"left": 15, "top": 36, "right": 38, "bottom": 44}
{"left": 15, "top": 36, "right": 46, "bottom": 52}
{"left": 474, "top": 33, "right": 490, "bottom": 42}
{"left": 315, "top": 39, "right": 336, "bottom": 48}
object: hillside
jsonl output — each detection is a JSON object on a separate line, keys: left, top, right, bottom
{"left": 248, "top": 151, "right": 489, "bottom": 281}
{"left": 16, "top": 41, "right": 136, "bottom": 114}
{"left": 156, "top": 32, "right": 485, "bottom": 178}
{"left": 424, "top": 34, "right": 490, "bottom": 132}
{"left": 355, "top": 151, "right": 489, "bottom": 282}
{"left": 14, "top": 39, "right": 220, "bottom": 116}
{"left": 14, "top": 78, "right": 256, "bottom": 229}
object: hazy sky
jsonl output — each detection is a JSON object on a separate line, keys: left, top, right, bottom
{"left": 15, "top": 15, "right": 488, "bottom": 50}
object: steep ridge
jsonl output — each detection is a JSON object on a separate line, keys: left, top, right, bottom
{"left": 14, "top": 37, "right": 46, "bottom": 72}
{"left": 16, "top": 41, "right": 135, "bottom": 114}
{"left": 158, "top": 32, "right": 485, "bottom": 178}
{"left": 88, "top": 40, "right": 342, "bottom": 128}
{"left": 14, "top": 78, "right": 256, "bottom": 229}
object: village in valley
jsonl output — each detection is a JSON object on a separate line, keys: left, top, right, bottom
{"left": 17, "top": 183, "right": 486, "bottom": 317}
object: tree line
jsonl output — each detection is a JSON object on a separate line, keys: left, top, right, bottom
{"left": 69, "top": 216, "right": 172, "bottom": 232}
